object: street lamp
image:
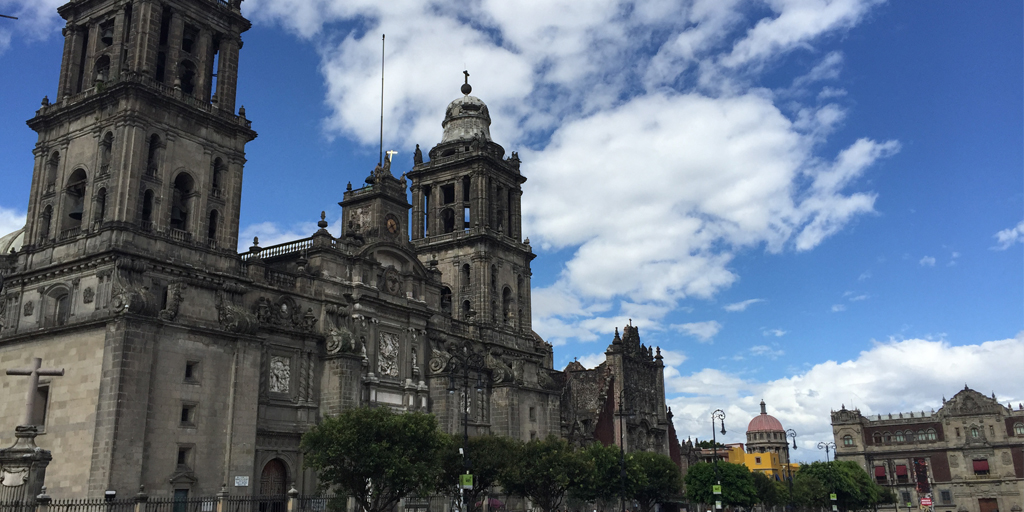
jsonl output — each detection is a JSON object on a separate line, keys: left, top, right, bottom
{"left": 711, "top": 409, "right": 726, "bottom": 485}
{"left": 448, "top": 359, "right": 483, "bottom": 512}
{"left": 785, "top": 429, "right": 797, "bottom": 512}
{"left": 618, "top": 391, "right": 636, "bottom": 512}
{"left": 818, "top": 441, "right": 837, "bottom": 511}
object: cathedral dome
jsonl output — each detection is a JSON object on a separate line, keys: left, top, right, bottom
{"left": 747, "top": 400, "right": 784, "bottom": 432}
{"left": 441, "top": 93, "right": 492, "bottom": 144}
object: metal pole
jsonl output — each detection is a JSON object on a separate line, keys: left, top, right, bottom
{"left": 711, "top": 409, "right": 726, "bottom": 510}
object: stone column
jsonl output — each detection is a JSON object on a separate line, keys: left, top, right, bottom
{"left": 216, "top": 36, "right": 241, "bottom": 113}
{"left": 130, "top": 2, "right": 161, "bottom": 76}
{"left": 410, "top": 185, "right": 422, "bottom": 240}
{"left": 194, "top": 29, "right": 212, "bottom": 100}
{"left": 81, "top": 22, "right": 100, "bottom": 89}
{"left": 0, "top": 427, "right": 53, "bottom": 504}
{"left": 57, "top": 25, "right": 78, "bottom": 99}
{"left": 166, "top": 12, "right": 183, "bottom": 87}
{"left": 512, "top": 188, "right": 523, "bottom": 241}
{"left": 61, "top": 25, "right": 86, "bottom": 97}
{"left": 473, "top": 174, "right": 486, "bottom": 230}
{"left": 111, "top": 10, "right": 126, "bottom": 77}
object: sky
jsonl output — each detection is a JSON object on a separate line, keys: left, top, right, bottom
{"left": 0, "top": 0, "right": 1022, "bottom": 461}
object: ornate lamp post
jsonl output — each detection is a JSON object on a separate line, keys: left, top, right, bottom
{"left": 786, "top": 429, "right": 798, "bottom": 511}
{"left": 618, "top": 391, "right": 636, "bottom": 512}
{"left": 449, "top": 359, "right": 483, "bottom": 512}
{"left": 818, "top": 441, "right": 837, "bottom": 510}
{"left": 711, "top": 409, "right": 726, "bottom": 500}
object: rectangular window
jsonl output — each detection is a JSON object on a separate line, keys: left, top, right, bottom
{"left": 973, "top": 459, "right": 989, "bottom": 476}
{"left": 180, "top": 403, "right": 196, "bottom": 426}
{"left": 529, "top": 406, "right": 536, "bottom": 422}
{"left": 896, "top": 464, "right": 909, "bottom": 484}
{"left": 901, "top": 492, "right": 911, "bottom": 504}
{"left": 755, "top": 457, "right": 762, "bottom": 464}
{"left": 955, "top": 428, "right": 960, "bottom": 437}
{"left": 184, "top": 361, "right": 199, "bottom": 382}
{"left": 874, "top": 466, "right": 887, "bottom": 484}
{"left": 177, "top": 446, "right": 191, "bottom": 467}
{"left": 940, "top": 491, "right": 951, "bottom": 504}
{"left": 442, "top": 184, "right": 455, "bottom": 204}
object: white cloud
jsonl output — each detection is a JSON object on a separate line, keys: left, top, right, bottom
{"left": 574, "top": 353, "right": 607, "bottom": 370}
{"left": 0, "top": 0, "right": 64, "bottom": 55}
{"left": 763, "top": 328, "right": 787, "bottom": 337}
{"left": 750, "top": 344, "right": 785, "bottom": 359}
{"left": 238, "top": 215, "right": 342, "bottom": 252}
{"left": 919, "top": 256, "right": 936, "bottom": 267}
{"left": 0, "top": 206, "right": 26, "bottom": 237}
{"left": 831, "top": 304, "right": 846, "bottom": 312}
{"left": 993, "top": 220, "right": 1024, "bottom": 250}
{"left": 724, "top": 298, "right": 764, "bottom": 312}
{"left": 671, "top": 320, "right": 722, "bottom": 342}
{"left": 237, "top": 0, "right": 895, "bottom": 345}
{"left": 665, "top": 334, "right": 1024, "bottom": 459}
{"left": 858, "top": 270, "right": 871, "bottom": 281}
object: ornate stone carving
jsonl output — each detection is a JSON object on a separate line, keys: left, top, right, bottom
{"left": 270, "top": 356, "right": 290, "bottom": 393}
{"left": 485, "top": 348, "right": 514, "bottom": 383}
{"left": 216, "top": 294, "right": 258, "bottom": 334}
{"left": 23, "top": 301, "right": 32, "bottom": 317}
{"left": 326, "top": 327, "right": 355, "bottom": 354}
{"left": 82, "top": 287, "right": 94, "bottom": 304}
{"left": 382, "top": 267, "right": 402, "bottom": 295}
{"left": 430, "top": 345, "right": 453, "bottom": 374}
{"left": 111, "top": 285, "right": 151, "bottom": 315}
{"left": 159, "top": 282, "right": 186, "bottom": 321}
{"left": 378, "top": 332, "right": 400, "bottom": 378}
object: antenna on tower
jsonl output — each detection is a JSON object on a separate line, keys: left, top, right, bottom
{"left": 379, "top": 34, "right": 385, "bottom": 166}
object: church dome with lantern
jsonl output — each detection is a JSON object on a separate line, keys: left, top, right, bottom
{"left": 440, "top": 79, "right": 492, "bottom": 143}
{"left": 746, "top": 399, "right": 792, "bottom": 463}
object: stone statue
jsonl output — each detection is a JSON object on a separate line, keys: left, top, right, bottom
{"left": 413, "top": 144, "right": 423, "bottom": 165}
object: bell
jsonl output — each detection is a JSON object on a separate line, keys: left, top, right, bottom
{"left": 170, "top": 206, "right": 184, "bottom": 223}
{"left": 68, "top": 203, "right": 83, "bottom": 220}
{"left": 101, "top": 28, "right": 114, "bottom": 46}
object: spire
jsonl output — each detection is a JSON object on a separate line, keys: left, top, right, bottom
{"left": 760, "top": 399, "right": 767, "bottom": 415}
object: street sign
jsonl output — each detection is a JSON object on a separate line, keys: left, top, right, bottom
{"left": 715, "top": 502, "right": 722, "bottom": 510}
{"left": 713, "top": 485, "right": 722, "bottom": 495}
{"left": 460, "top": 474, "right": 474, "bottom": 489}
{"left": 832, "top": 506, "right": 837, "bottom": 511}
{"left": 830, "top": 494, "right": 837, "bottom": 501}
{"left": 921, "top": 498, "right": 932, "bottom": 506}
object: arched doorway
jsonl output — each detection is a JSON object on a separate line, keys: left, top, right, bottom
{"left": 259, "top": 458, "right": 288, "bottom": 512}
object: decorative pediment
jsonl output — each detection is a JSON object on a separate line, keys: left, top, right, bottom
{"left": 940, "top": 387, "right": 1004, "bottom": 417}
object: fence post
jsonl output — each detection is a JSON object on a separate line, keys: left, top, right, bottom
{"left": 134, "top": 485, "right": 148, "bottom": 512}
{"left": 216, "top": 485, "right": 229, "bottom": 512}
{"left": 286, "top": 485, "right": 299, "bottom": 512}
{"left": 35, "top": 486, "right": 51, "bottom": 512}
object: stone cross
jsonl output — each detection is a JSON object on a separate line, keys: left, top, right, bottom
{"left": 5, "top": 358, "right": 64, "bottom": 427}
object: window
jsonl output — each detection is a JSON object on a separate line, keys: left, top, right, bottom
{"left": 95, "top": 188, "right": 107, "bottom": 224}
{"left": 925, "top": 428, "right": 937, "bottom": 441}
{"left": 1014, "top": 422, "right": 1024, "bottom": 436}
{"left": 874, "top": 466, "right": 886, "bottom": 484}
{"left": 971, "top": 427, "right": 979, "bottom": 438}
{"left": 883, "top": 432, "right": 891, "bottom": 443}
{"left": 461, "top": 300, "right": 471, "bottom": 319}
{"left": 441, "top": 208, "right": 455, "bottom": 233}
{"left": 171, "top": 173, "right": 195, "bottom": 231}
{"left": 180, "top": 403, "right": 196, "bottom": 426}
{"left": 176, "top": 446, "right": 192, "bottom": 468}
{"left": 61, "top": 168, "right": 87, "bottom": 233}
{"left": 906, "top": 430, "right": 916, "bottom": 442}
{"left": 940, "top": 491, "right": 951, "bottom": 504}
{"left": 208, "top": 209, "right": 219, "bottom": 241}
{"left": 45, "top": 151, "right": 60, "bottom": 192}
{"left": 440, "top": 287, "right": 452, "bottom": 316}
{"left": 989, "top": 425, "right": 995, "bottom": 437}
{"left": 896, "top": 465, "right": 908, "bottom": 484}
{"left": 461, "top": 264, "right": 471, "bottom": 287}
{"left": 755, "top": 457, "right": 762, "bottom": 464}
{"left": 955, "top": 427, "right": 960, "bottom": 437}
{"left": 529, "top": 407, "right": 536, "bottom": 422}
{"left": 178, "top": 59, "right": 197, "bottom": 96}
{"left": 900, "top": 492, "right": 910, "bottom": 504}
{"left": 184, "top": 361, "right": 199, "bottom": 383}
{"left": 53, "top": 293, "right": 70, "bottom": 326}
{"left": 146, "top": 134, "right": 161, "bottom": 174}
{"left": 873, "top": 432, "right": 882, "bottom": 444}
{"left": 895, "top": 431, "right": 905, "bottom": 442}
{"left": 441, "top": 184, "right": 455, "bottom": 204}
{"left": 462, "top": 176, "right": 471, "bottom": 202}
{"left": 973, "top": 459, "right": 989, "bottom": 476}
{"left": 843, "top": 435, "right": 854, "bottom": 446}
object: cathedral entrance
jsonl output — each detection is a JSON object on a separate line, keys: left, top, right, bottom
{"left": 260, "top": 459, "right": 288, "bottom": 512}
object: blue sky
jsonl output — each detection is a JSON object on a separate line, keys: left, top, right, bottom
{"left": 1, "top": 0, "right": 1021, "bottom": 459}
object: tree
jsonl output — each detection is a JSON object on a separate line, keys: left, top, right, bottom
{"left": 301, "top": 407, "right": 448, "bottom": 512}
{"left": 500, "top": 436, "right": 585, "bottom": 512}
{"left": 684, "top": 462, "right": 758, "bottom": 508}
{"left": 569, "top": 442, "right": 628, "bottom": 504}
{"left": 696, "top": 440, "right": 727, "bottom": 449}
{"left": 794, "top": 461, "right": 885, "bottom": 512}
{"left": 439, "top": 435, "right": 519, "bottom": 511}
{"left": 629, "top": 451, "right": 683, "bottom": 512}
{"left": 752, "top": 472, "right": 783, "bottom": 507}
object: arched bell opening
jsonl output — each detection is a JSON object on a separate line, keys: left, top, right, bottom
{"left": 440, "top": 287, "right": 452, "bottom": 317}
{"left": 177, "top": 59, "right": 198, "bottom": 96}
{"left": 170, "top": 172, "right": 195, "bottom": 232}
{"left": 99, "top": 132, "right": 114, "bottom": 174}
{"left": 93, "top": 55, "right": 111, "bottom": 85}
{"left": 441, "top": 207, "right": 455, "bottom": 233}
{"left": 60, "top": 168, "right": 88, "bottom": 234}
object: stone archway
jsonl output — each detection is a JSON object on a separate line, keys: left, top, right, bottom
{"left": 259, "top": 458, "right": 288, "bottom": 512}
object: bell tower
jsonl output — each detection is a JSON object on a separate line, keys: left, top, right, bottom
{"left": 408, "top": 77, "right": 534, "bottom": 335}
{"left": 21, "top": 0, "right": 255, "bottom": 269}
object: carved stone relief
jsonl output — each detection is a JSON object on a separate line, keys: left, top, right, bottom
{"left": 23, "top": 301, "right": 33, "bottom": 316}
{"left": 378, "top": 332, "right": 400, "bottom": 378}
{"left": 83, "top": 287, "right": 94, "bottom": 304}
{"left": 270, "top": 356, "right": 291, "bottom": 393}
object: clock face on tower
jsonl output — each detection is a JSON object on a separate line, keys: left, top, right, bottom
{"left": 385, "top": 214, "right": 400, "bottom": 237}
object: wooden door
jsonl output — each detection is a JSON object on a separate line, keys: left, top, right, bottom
{"left": 978, "top": 498, "right": 998, "bottom": 512}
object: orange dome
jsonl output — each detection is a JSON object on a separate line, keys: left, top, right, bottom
{"left": 747, "top": 400, "right": 784, "bottom": 432}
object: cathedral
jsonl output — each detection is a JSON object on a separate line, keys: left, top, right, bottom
{"left": 0, "top": 0, "right": 677, "bottom": 500}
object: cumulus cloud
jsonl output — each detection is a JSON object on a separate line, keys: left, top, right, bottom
{"left": 0, "top": 206, "right": 26, "bottom": 237}
{"left": 919, "top": 256, "right": 936, "bottom": 267}
{"left": 231, "top": 0, "right": 896, "bottom": 344}
{"left": 0, "top": 0, "right": 64, "bottom": 55}
{"left": 749, "top": 344, "right": 785, "bottom": 359}
{"left": 238, "top": 215, "right": 342, "bottom": 251}
{"left": 763, "top": 328, "right": 787, "bottom": 337}
{"left": 993, "top": 220, "right": 1024, "bottom": 250}
{"left": 665, "top": 334, "right": 1024, "bottom": 459}
{"left": 831, "top": 304, "right": 846, "bottom": 312}
{"left": 672, "top": 320, "right": 722, "bottom": 342}
{"left": 725, "top": 298, "right": 764, "bottom": 312}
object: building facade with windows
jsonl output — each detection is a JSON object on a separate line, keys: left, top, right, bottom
{"left": 832, "top": 387, "right": 1024, "bottom": 512}
{"left": 0, "top": 0, "right": 675, "bottom": 501}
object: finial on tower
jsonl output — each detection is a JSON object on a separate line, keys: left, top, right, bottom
{"left": 760, "top": 399, "right": 767, "bottom": 415}
{"left": 461, "top": 70, "right": 472, "bottom": 95}
{"left": 318, "top": 211, "right": 328, "bottom": 229}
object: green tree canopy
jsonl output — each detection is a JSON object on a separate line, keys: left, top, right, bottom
{"left": 794, "top": 461, "right": 885, "bottom": 511}
{"left": 500, "top": 436, "right": 585, "bottom": 512}
{"left": 752, "top": 472, "right": 783, "bottom": 507}
{"left": 629, "top": 451, "right": 683, "bottom": 512}
{"left": 571, "top": 442, "right": 632, "bottom": 504}
{"left": 301, "top": 407, "right": 447, "bottom": 512}
{"left": 684, "top": 462, "right": 757, "bottom": 507}
{"left": 439, "top": 435, "right": 520, "bottom": 511}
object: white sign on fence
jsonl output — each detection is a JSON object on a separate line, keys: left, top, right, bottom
{"left": 235, "top": 476, "right": 250, "bottom": 487}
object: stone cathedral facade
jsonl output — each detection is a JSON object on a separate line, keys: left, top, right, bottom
{"left": 0, "top": 0, "right": 677, "bottom": 500}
